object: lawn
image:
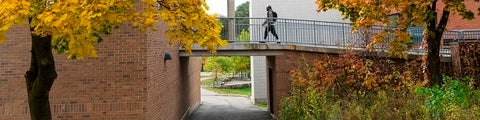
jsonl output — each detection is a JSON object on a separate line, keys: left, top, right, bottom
{"left": 255, "top": 103, "right": 268, "bottom": 108}
{"left": 201, "top": 77, "right": 216, "bottom": 85}
{"left": 204, "top": 87, "right": 251, "bottom": 97}
{"left": 201, "top": 76, "right": 251, "bottom": 97}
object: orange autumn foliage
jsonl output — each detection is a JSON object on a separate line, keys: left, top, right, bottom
{"left": 290, "top": 53, "right": 424, "bottom": 97}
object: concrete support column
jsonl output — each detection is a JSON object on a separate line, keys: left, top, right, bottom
{"left": 227, "top": 0, "right": 235, "bottom": 41}
{"left": 251, "top": 56, "right": 267, "bottom": 104}
{"left": 451, "top": 43, "right": 462, "bottom": 79}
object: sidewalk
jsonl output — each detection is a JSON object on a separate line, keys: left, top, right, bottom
{"left": 187, "top": 88, "right": 273, "bottom": 120}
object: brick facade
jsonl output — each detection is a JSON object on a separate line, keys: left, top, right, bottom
{"left": 0, "top": 22, "right": 201, "bottom": 119}
{"left": 270, "top": 51, "right": 329, "bottom": 116}
{"left": 0, "top": 24, "right": 31, "bottom": 119}
{"left": 440, "top": 0, "right": 480, "bottom": 30}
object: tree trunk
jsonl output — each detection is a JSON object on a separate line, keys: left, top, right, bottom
{"left": 425, "top": 29, "right": 442, "bottom": 86}
{"left": 214, "top": 71, "right": 218, "bottom": 82}
{"left": 24, "top": 23, "right": 57, "bottom": 120}
{"left": 424, "top": 2, "right": 449, "bottom": 86}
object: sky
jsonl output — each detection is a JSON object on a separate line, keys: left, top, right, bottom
{"left": 205, "top": 0, "right": 250, "bottom": 16}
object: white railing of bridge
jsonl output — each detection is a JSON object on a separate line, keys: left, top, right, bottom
{"left": 219, "top": 17, "right": 480, "bottom": 56}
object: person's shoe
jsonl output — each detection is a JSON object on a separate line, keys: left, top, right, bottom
{"left": 260, "top": 41, "right": 266, "bottom": 43}
{"left": 277, "top": 42, "right": 280, "bottom": 44}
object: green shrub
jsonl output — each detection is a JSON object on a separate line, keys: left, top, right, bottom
{"left": 415, "top": 76, "right": 479, "bottom": 119}
{"left": 279, "top": 80, "right": 322, "bottom": 120}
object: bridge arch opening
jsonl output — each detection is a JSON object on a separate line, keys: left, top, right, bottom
{"left": 186, "top": 55, "right": 275, "bottom": 119}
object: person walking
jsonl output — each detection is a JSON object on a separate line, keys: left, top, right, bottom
{"left": 262, "top": 5, "right": 279, "bottom": 43}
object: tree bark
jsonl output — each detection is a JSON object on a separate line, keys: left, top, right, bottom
{"left": 25, "top": 19, "right": 57, "bottom": 120}
{"left": 424, "top": 2, "right": 449, "bottom": 86}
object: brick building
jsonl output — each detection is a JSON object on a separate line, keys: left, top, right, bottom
{"left": 0, "top": 22, "right": 201, "bottom": 119}
{"left": 439, "top": 0, "right": 480, "bottom": 30}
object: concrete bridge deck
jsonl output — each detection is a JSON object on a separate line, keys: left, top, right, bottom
{"left": 180, "top": 43, "right": 452, "bottom": 62}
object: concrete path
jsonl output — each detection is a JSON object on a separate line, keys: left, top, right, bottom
{"left": 187, "top": 88, "right": 273, "bottom": 120}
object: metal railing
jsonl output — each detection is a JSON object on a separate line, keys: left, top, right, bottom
{"left": 219, "top": 17, "right": 480, "bottom": 56}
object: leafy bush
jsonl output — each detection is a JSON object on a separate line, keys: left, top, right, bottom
{"left": 279, "top": 61, "right": 323, "bottom": 120}
{"left": 279, "top": 53, "right": 480, "bottom": 119}
{"left": 416, "top": 76, "right": 480, "bottom": 119}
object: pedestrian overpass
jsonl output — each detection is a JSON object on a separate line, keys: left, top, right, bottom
{"left": 179, "top": 17, "right": 479, "bottom": 116}
{"left": 182, "top": 17, "right": 478, "bottom": 56}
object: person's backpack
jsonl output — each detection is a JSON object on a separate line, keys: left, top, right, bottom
{"left": 272, "top": 11, "right": 278, "bottom": 22}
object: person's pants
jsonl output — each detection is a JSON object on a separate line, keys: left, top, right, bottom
{"left": 264, "top": 25, "right": 278, "bottom": 40}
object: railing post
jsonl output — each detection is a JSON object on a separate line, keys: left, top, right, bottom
{"left": 227, "top": 0, "right": 235, "bottom": 42}
{"left": 284, "top": 19, "right": 287, "bottom": 43}
{"left": 342, "top": 23, "right": 346, "bottom": 47}
{"left": 314, "top": 21, "right": 317, "bottom": 45}
{"left": 459, "top": 31, "right": 465, "bottom": 42}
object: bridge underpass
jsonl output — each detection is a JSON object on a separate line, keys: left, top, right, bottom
{"left": 180, "top": 43, "right": 286, "bottom": 118}
{"left": 179, "top": 17, "right": 475, "bottom": 118}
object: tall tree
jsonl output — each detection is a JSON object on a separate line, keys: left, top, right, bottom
{"left": 204, "top": 56, "right": 250, "bottom": 79}
{"left": 0, "top": 0, "right": 225, "bottom": 119}
{"left": 235, "top": 1, "right": 250, "bottom": 36}
{"left": 230, "top": 56, "right": 250, "bottom": 78}
{"left": 204, "top": 56, "right": 232, "bottom": 81}
{"left": 235, "top": 1, "right": 249, "bottom": 18}
{"left": 315, "top": 0, "right": 479, "bottom": 86}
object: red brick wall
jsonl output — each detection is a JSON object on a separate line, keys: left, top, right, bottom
{"left": 49, "top": 24, "right": 149, "bottom": 119}
{"left": 439, "top": 0, "right": 480, "bottom": 30}
{"left": 145, "top": 23, "right": 178, "bottom": 120}
{"left": 0, "top": 22, "right": 201, "bottom": 119}
{"left": 0, "top": 24, "right": 31, "bottom": 119}
{"left": 270, "top": 51, "right": 331, "bottom": 116}
{"left": 178, "top": 57, "right": 201, "bottom": 119}
{"left": 144, "top": 23, "right": 201, "bottom": 120}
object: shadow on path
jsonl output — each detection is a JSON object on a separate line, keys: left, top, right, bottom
{"left": 187, "top": 88, "right": 273, "bottom": 120}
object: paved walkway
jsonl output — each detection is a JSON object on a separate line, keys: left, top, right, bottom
{"left": 187, "top": 88, "right": 273, "bottom": 120}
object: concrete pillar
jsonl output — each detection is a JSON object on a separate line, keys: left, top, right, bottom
{"left": 251, "top": 56, "right": 268, "bottom": 104}
{"left": 227, "top": 0, "right": 235, "bottom": 41}
{"left": 451, "top": 43, "right": 462, "bottom": 79}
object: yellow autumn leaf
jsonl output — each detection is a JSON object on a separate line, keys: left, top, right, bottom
{"left": 0, "top": 33, "right": 5, "bottom": 45}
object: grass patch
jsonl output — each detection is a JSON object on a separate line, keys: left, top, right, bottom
{"left": 201, "top": 77, "right": 216, "bottom": 85}
{"left": 201, "top": 76, "right": 251, "bottom": 96}
{"left": 204, "top": 87, "right": 251, "bottom": 96}
{"left": 255, "top": 103, "right": 268, "bottom": 108}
